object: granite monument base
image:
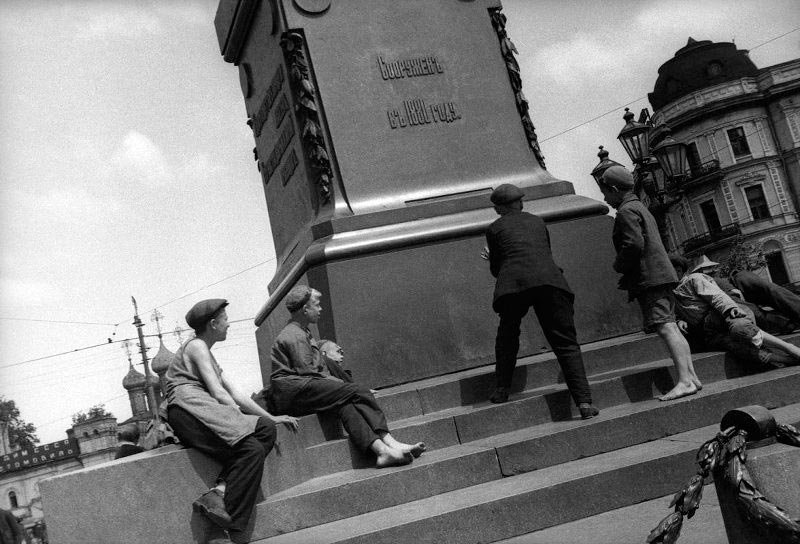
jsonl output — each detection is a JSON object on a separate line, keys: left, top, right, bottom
{"left": 255, "top": 190, "right": 642, "bottom": 389}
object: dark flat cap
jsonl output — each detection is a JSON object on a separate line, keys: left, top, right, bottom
{"left": 285, "top": 285, "right": 313, "bottom": 313}
{"left": 600, "top": 165, "right": 634, "bottom": 189}
{"left": 186, "top": 299, "right": 228, "bottom": 330}
{"left": 490, "top": 184, "right": 524, "bottom": 205}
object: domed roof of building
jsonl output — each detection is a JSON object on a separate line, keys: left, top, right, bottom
{"left": 122, "top": 363, "right": 147, "bottom": 390}
{"left": 648, "top": 38, "right": 759, "bottom": 110}
{"left": 150, "top": 339, "right": 175, "bottom": 376}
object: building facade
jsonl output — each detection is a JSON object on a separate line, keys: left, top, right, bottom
{"left": 0, "top": 419, "right": 117, "bottom": 543}
{"left": 649, "top": 38, "right": 800, "bottom": 284}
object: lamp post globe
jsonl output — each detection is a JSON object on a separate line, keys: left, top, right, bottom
{"left": 590, "top": 145, "right": 626, "bottom": 184}
{"left": 651, "top": 126, "right": 689, "bottom": 183}
{"left": 617, "top": 107, "right": 652, "bottom": 165}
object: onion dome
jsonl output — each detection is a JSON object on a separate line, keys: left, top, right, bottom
{"left": 122, "top": 363, "right": 147, "bottom": 390}
{"left": 150, "top": 339, "right": 175, "bottom": 377}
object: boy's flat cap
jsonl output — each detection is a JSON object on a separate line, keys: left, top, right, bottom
{"left": 185, "top": 299, "right": 228, "bottom": 329}
{"left": 490, "top": 184, "right": 524, "bottom": 205}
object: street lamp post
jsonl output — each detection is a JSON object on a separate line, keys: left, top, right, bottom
{"left": 611, "top": 107, "right": 690, "bottom": 248}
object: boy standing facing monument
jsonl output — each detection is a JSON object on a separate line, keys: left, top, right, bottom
{"left": 482, "top": 184, "right": 598, "bottom": 419}
{"left": 596, "top": 165, "right": 701, "bottom": 401}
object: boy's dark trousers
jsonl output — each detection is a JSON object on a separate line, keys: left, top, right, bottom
{"left": 167, "top": 405, "right": 276, "bottom": 533}
{"left": 494, "top": 285, "right": 593, "bottom": 405}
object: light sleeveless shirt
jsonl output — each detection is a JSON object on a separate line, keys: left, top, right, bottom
{"left": 165, "top": 338, "right": 259, "bottom": 446}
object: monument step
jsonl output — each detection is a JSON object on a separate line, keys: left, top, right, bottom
{"left": 291, "top": 332, "right": 799, "bottom": 456}
{"left": 285, "top": 346, "right": 778, "bottom": 480}
{"left": 372, "top": 331, "right": 669, "bottom": 422}
{"left": 250, "top": 401, "right": 800, "bottom": 544}
{"left": 245, "top": 366, "right": 800, "bottom": 540}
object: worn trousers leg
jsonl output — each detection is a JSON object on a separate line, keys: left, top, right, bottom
{"left": 734, "top": 270, "right": 800, "bottom": 323}
{"left": 167, "top": 405, "right": 276, "bottom": 531}
{"left": 531, "top": 287, "right": 593, "bottom": 406}
{"left": 494, "top": 296, "right": 530, "bottom": 389}
{"left": 290, "top": 379, "right": 390, "bottom": 452}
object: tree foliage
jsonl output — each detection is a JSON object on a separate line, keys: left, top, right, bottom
{"left": 71, "top": 404, "right": 114, "bottom": 425}
{"left": 0, "top": 396, "right": 39, "bottom": 450}
{"left": 718, "top": 235, "right": 766, "bottom": 278}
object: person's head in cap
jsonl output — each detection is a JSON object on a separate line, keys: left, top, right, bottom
{"left": 185, "top": 298, "right": 229, "bottom": 339}
{"left": 596, "top": 165, "right": 635, "bottom": 209}
{"left": 285, "top": 285, "right": 322, "bottom": 325}
{"left": 490, "top": 184, "right": 524, "bottom": 215}
{"left": 669, "top": 254, "right": 691, "bottom": 278}
{"left": 691, "top": 255, "right": 720, "bottom": 276}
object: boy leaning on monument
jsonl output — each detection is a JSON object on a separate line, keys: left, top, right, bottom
{"left": 595, "top": 165, "right": 702, "bottom": 401}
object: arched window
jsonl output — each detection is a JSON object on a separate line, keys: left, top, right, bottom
{"left": 92, "top": 429, "right": 99, "bottom": 436}
{"left": 9, "top": 490, "right": 18, "bottom": 508}
{"left": 83, "top": 432, "right": 89, "bottom": 438}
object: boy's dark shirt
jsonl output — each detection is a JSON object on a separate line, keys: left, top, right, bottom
{"left": 612, "top": 193, "right": 677, "bottom": 296}
{"left": 486, "top": 210, "right": 571, "bottom": 311}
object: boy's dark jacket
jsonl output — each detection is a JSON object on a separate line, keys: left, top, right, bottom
{"left": 486, "top": 210, "right": 571, "bottom": 312}
{"left": 612, "top": 193, "right": 677, "bottom": 295}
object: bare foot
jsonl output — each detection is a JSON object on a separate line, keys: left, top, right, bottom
{"left": 692, "top": 378, "right": 703, "bottom": 391}
{"left": 376, "top": 449, "right": 413, "bottom": 468}
{"left": 399, "top": 442, "right": 426, "bottom": 458}
{"left": 659, "top": 382, "right": 698, "bottom": 401}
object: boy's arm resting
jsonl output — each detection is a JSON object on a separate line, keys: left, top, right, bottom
{"left": 186, "top": 341, "right": 237, "bottom": 406}
{"left": 691, "top": 274, "right": 740, "bottom": 316}
{"left": 221, "top": 374, "right": 299, "bottom": 431}
{"left": 612, "top": 208, "right": 644, "bottom": 273}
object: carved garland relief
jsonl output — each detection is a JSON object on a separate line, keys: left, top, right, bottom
{"left": 280, "top": 31, "right": 333, "bottom": 203}
{"left": 489, "top": 8, "right": 546, "bottom": 169}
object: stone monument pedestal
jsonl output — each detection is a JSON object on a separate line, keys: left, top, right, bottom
{"left": 215, "top": 0, "right": 642, "bottom": 388}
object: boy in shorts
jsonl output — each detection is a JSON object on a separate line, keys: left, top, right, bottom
{"left": 596, "top": 165, "right": 701, "bottom": 401}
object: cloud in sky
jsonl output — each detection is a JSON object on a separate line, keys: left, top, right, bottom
{"left": 67, "top": 2, "right": 212, "bottom": 41}
{"left": 0, "top": 277, "right": 63, "bottom": 309}
{"left": 112, "top": 130, "right": 174, "bottom": 188}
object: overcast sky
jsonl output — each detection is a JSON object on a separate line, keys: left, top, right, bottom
{"left": 1, "top": 0, "right": 798, "bottom": 444}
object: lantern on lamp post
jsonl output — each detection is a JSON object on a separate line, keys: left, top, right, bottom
{"left": 617, "top": 107, "right": 652, "bottom": 166}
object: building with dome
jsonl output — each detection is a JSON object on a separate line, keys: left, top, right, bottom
{"left": 647, "top": 38, "right": 800, "bottom": 283}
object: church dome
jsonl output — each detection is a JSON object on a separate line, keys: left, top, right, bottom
{"left": 649, "top": 38, "right": 759, "bottom": 110}
{"left": 122, "top": 364, "right": 147, "bottom": 390}
{"left": 150, "top": 340, "right": 175, "bottom": 377}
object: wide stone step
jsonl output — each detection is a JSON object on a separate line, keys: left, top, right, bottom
{"left": 251, "top": 401, "right": 800, "bottom": 544}
{"left": 285, "top": 347, "right": 771, "bottom": 479}
{"left": 372, "top": 331, "right": 668, "bottom": 422}
{"left": 243, "top": 366, "right": 800, "bottom": 541}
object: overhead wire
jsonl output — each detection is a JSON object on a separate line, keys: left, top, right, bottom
{"left": 3, "top": 27, "right": 798, "bottom": 375}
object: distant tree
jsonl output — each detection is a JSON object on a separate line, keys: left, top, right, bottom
{"left": 0, "top": 396, "right": 39, "bottom": 450}
{"left": 71, "top": 404, "right": 114, "bottom": 425}
{"left": 718, "top": 235, "right": 766, "bottom": 277}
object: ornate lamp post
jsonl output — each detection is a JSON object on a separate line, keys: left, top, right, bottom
{"left": 607, "top": 108, "right": 690, "bottom": 247}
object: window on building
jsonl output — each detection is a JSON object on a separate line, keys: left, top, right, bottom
{"left": 687, "top": 142, "right": 702, "bottom": 175}
{"left": 766, "top": 251, "right": 790, "bottom": 285}
{"left": 699, "top": 200, "right": 722, "bottom": 233}
{"left": 9, "top": 491, "right": 18, "bottom": 508}
{"left": 744, "top": 185, "right": 770, "bottom": 221}
{"left": 727, "top": 127, "right": 751, "bottom": 160}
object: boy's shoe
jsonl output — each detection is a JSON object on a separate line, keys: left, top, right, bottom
{"left": 579, "top": 403, "right": 599, "bottom": 419}
{"left": 489, "top": 387, "right": 510, "bottom": 404}
{"left": 193, "top": 489, "right": 232, "bottom": 528}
